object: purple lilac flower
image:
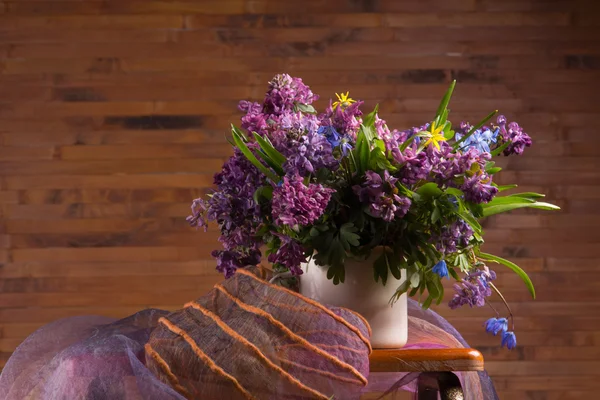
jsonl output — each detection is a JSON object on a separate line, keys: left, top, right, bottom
{"left": 436, "top": 146, "right": 498, "bottom": 204}
{"left": 376, "top": 120, "right": 431, "bottom": 185}
{"left": 186, "top": 198, "right": 208, "bottom": 231}
{"left": 282, "top": 131, "right": 339, "bottom": 177}
{"left": 263, "top": 74, "right": 318, "bottom": 115}
{"left": 187, "top": 146, "right": 267, "bottom": 277}
{"left": 432, "top": 260, "right": 449, "bottom": 279}
{"left": 353, "top": 171, "right": 412, "bottom": 222}
{"left": 485, "top": 317, "right": 508, "bottom": 336}
{"left": 320, "top": 99, "right": 363, "bottom": 139}
{"left": 448, "top": 267, "right": 497, "bottom": 309}
{"left": 212, "top": 248, "right": 261, "bottom": 278}
{"left": 501, "top": 331, "right": 517, "bottom": 350}
{"left": 398, "top": 146, "right": 432, "bottom": 186}
{"left": 277, "top": 110, "right": 320, "bottom": 137}
{"left": 496, "top": 115, "right": 532, "bottom": 156}
{"left": 461, "top": 173, "right": 498, "bottom": 204}
{"left": 432, "top": 219, "right": 473, "bottom": 254}
{"left": 272, "top": 174, "right": 335, "bottom": 227}
{"left": 238, "top": 100, "right": 269, "bottom": 135}
{"left": 267, "top": 234, "right": 307, "bottom": 276}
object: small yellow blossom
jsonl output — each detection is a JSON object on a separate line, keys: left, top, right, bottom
{"left": 332, "top": 92, "right": 356, "bottom": 109}
{"left": 423, "top": 121, "right": 447, "bottom": 150}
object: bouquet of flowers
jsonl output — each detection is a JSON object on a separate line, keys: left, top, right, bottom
{"left": 188, "top": 74, "right": 559, "bottom": 349}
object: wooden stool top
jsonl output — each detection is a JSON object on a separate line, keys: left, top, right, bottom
{"left": 369, "top": 348, "right": 484, "bottom": 373}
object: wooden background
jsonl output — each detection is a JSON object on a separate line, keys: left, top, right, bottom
{"left": 1, "top": 0, "right": 599, "bottom": 398}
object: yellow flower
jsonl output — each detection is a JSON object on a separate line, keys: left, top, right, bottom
{"left": 332, "top": 92, "right": 356, "bottom": 109}
{"left": 423, "top": 121, "right": 447, "bottom": 150}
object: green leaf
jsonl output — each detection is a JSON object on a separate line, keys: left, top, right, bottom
{"left": 431, "top": 207, "right": 441, "bottom": 223}
{"left": 481, "top": 201, "right": 560, "bottom": 217}
{"left": 354, "top": 130, "right": 370, "bottom": 175}
{"left": 410, "top": 271, "right": 420, "bottom": 287}
{"left": 231, "top": 128, "right": 279, "bottom": 182}
{"left": 374, "top": 138, "right": 386, "bottom": 152}
{"left": 421, "top": 295, "right": 434, "bottom": 310}
{"left": 416, "top": 182, "right": 443, "bottom": 200}
{"left": 479, "top": 252, "right": 536, "bottom": 299}
{"left": 435, "top": 279, "right": 445, "bottom": 305}
{"left": 363, "top": 105, "right": 379, "bottom": 130}
{"left": 390, "top": 280, "right": 411, "bottom": 304}
{"left": 297, "top": 103, "right": 316, "bottom": 114}
{"left": 445, "top": 187, "right": 464, "bottom": 198}
{"left": 361, "top": 124, "right": 376, "bottom": 143}
{"left": 485, "top": 196, "right": 535, "bottom": 205}
{"left": 435, "top": 80, "right": 456, "bottom": 120}
{"left": 491, "top": 141, "right": 510, "bottom": 156}
{"left": 508, "top": 192, "right": 546, "bottom": 200}
{"left": 448, "top": 266, "right": 460, "bottom": 280}
{"left": 340, "top": 223, "right": 360, "bottom": 247}
{"left": 426, "top": 278, "right": 439, "bottom": 298}
{"left": 231, "top": 124, "right": 248, "bottom": 142}
{"left": 496, "top": 184, "right": 518, "bottom": 192}
{"left": 458, "top": 209, "right": 482, "bottom": 234}
{"left": 256, "top": 150, "right": 285, "bottom": 176}
{"left": 253, "top": 132, "right": 287, "bottom": 166}
{"left": 387, "top": 251, "right": 402, "bottom": 280}
{"left": 253, "top": 186, "right": 273, "bottom": 204}
{"left": 399, "top": 135, "right": 417, "bottom": 151}
{"left": 374, "top": 251, "right": 389, "bottom": 286}
{"left": 455, "top": 253, "right": 471, "bottom": 273}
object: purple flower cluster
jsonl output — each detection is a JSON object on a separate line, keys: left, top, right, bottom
{"left": 187, "top": 146, "right": 267, "bottom": 277}
{"left": 353, "top": 171, "right": 411, "bottom": 222}
{"left": 267, "top": 234, "right": 307, "bottom": 276}
{"left": 238, "top": 100, "right": 268, "bottom": 135}
{"left": 496, "top": 115, "right": 532, "bottom": 156}
{"left": 320, "top": 100, "right": 364, "bottom": 139}
{"left": 448, "top": 266, "right": 497, "bottom": 309}
{"left": 432, "top": 219, "right": 473, "bottom": 254}
{"left": 431, "top": 144, "right": 498, "bottom": 204}
{"left": 272, "top": 174, "right": 335, "bottom": 227}
{"left": 280, "top": 131, "right": 339, "bottom": 177}
{"left": 212, "top": 248, "right": 262, "bottom": 278}
{"left": 263, "top": 74, "right": 318, "bottom": 115}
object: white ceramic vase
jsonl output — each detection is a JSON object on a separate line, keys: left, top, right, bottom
{"left": 299, "top": 250, "right": 408, "bottom": 349}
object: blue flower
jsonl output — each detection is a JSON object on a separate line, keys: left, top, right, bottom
{"left": 318, "top": 125, "right": 341, "bottom": 147}
{"left": 455, "top": 128, "right": 499, "bottom": 154}
{"left": 484, "top": 317, "right": 508, "bottom": 336}
{"left": 339, "top": 137, "right": 353, "bottom": 156}
{"left": 432, "top": 260, "right": 449, "bottom": 279}
{"left": 501, "top": 331, "right": 517, "bottom": 350}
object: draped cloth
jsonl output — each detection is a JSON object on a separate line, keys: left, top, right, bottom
{"left": 0, "top": 267, "right": 498, "bottom": 399}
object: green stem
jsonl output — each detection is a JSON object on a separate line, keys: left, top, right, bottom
{"left": 486, "top": 300, "right": 501, "bottom": 318}
{"left": 489, "top": 281, "right": 515, "bottom": 331}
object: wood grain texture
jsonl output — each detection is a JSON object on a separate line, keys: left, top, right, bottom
{"left": 1, "top": 0, "right": 600, "bottom": 397}
{"left": 369, "top": 348, "right": 484, "bottom": 372}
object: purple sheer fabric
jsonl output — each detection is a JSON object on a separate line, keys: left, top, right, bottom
{"left": 0, "top": 268, "right": 498, "bottom": 399}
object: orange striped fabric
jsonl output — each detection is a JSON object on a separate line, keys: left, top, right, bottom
{"left": 145, "top": 267, "right": 371, "bottom": 399}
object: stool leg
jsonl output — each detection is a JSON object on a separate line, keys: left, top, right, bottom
{"left": 417, "top": 372, "right": 464, "bottom": 400}
{"left": 417, "top": 373, "right": 439, "bottom": 400}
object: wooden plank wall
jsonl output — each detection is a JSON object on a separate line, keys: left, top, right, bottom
{"left": 1, "top": 0, "right": 599, "bottom": 398}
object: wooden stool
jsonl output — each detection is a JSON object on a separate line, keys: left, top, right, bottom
{"left": 369, "top": 348, "right": 484, "bottom": 400}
